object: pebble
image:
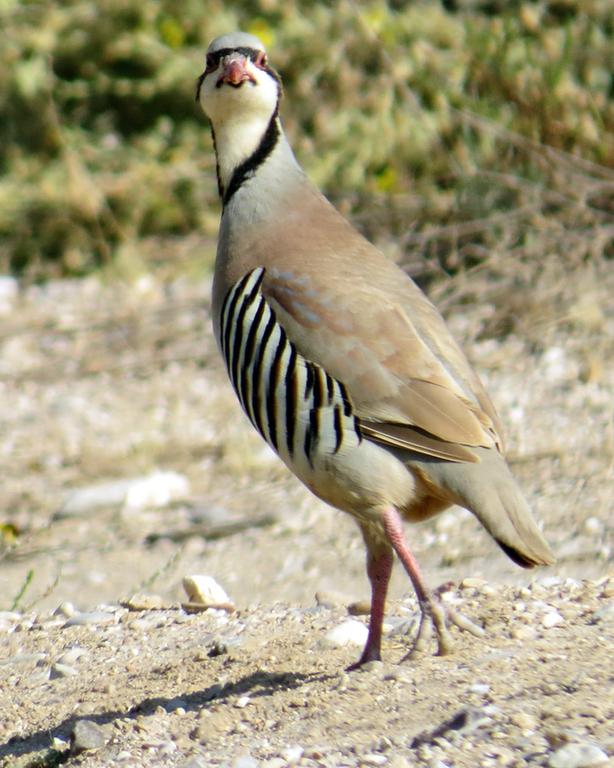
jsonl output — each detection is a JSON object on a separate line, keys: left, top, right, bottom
{"left": 71, "top": 719, "right": 109, "bottom": 753}
{"left": 123, "top": 593, "right": 169, "bottom": 611}
{"left": 321, "top": 619, "right": 368, "bottom": 648}
{"left": 347, "top": 600, "right": 371, "bottom": 616}
{"left": 52, "top": 737, "right": 70, "bottom": 751}
{"left": 57, "top": 647, "right": 87, "bottom": 665}
{"left": 64, "top": 611, "right": 117, "bottom": 627}
{"left": 510, "top": 625, "right": 537, "bottom": 640}
{"left": 124, "top": 471, "right": 190, "bottom": 510}
{"left": 2, "top": 652, "right": 46, "bottom": 667}
{"left": 0, "top": 610, "right": 22, "bottom": 628}
{"left": 59, "top": 478, "right": 142, "bottom": 517}
{"left": 548, "top": 743, "right": 609, "bottom": 768}
{"left": 54, "top": 602, "right": 77, "bottom": 618}
{"left": 590, "top": 603, "right": 614, "bottom": 625}
{"left": 460, "top": 577, "right": 488, "bottom": 589}
{"left": 282, "top": 746, "right": 304, "bottom": 764}
{"left": 231, "top": 755, "right": 259, "bottom": 768}
{"left": 542, "top": 611, "right": 565, "bottom": 628}
{"left": 582, "top": 517, "right": 603, "bottom": 535}
{"left": 262, "top": 759, "right": 285, "bottom": 768}
{"left": 469, "top": 683, "right": 490, "bottom": 695}
{"left": 235, "top": 695, "right": 251, "bottom": 708}
{"left": 181, "top": 758, "right": 210, "bottom": 768}
{"left": 182, "top": 574, "right": 233, "bottom": 608}
{"left": 510, "top": 712, "right": 538, "bottom": 731}
{"left": 156, "top": 742, "right": 177, "bottom": 756}
{"left": 58, "top": 471, "right": 190, "bottom": 517}
{"left": 50, "top": 662, "right": 79, "bottom": 678}
{"left": 361, "top": 754, "right": 388, "bottom": 765}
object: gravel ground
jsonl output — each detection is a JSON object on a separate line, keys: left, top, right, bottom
{"left": 0, "top": 268, "right": 612, "bottom": 768}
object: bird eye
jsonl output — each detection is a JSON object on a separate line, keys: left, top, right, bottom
{"left": 254, "top": 50, "right": 268, "bottom": 69}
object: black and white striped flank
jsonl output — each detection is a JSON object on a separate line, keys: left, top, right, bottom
{"left": 220, "top": 267, "right": 362, "bottom": 469}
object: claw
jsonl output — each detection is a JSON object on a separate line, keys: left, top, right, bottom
{"left": 400, "top": 594, "right": 485, "bottom": 661}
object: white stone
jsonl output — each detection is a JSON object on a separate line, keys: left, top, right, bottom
{"left": 182, "top": 575, "right": 232, "bottom": 606}
{"left": 64, "top": 611, "right": 117, "bottom": 627}
{"left": 282, "top": 746, "right": 304, "bottom": 764}
{"left": 542, "top": 611, "right": 564, "bottom": 628}
{"left": 59, "top": 471, "right": 190, "bottom": 517}
{"left": 583, "top": 517, "right": 604, "bottom": 535}
{"left": 321, "top": 619, "right": 368, "bottom": 648}
{"left": 362, "top": 755, "right": 388, "bottom": 766}
{"left": 124, "top": 471, "right": 190, "bottom": 510}
{"left": 548, "top": 743, "right": 608, "bottom": 768}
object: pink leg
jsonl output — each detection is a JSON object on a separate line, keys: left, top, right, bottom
{"left": 348, "top": 546, "right": 393, "bottom": 670}
{"left": 382, "top": 507, "right": 484, "bottom": 658}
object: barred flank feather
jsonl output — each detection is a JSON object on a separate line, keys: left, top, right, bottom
{"left": 220, "top": 268, "right": 362, "bottom": 469}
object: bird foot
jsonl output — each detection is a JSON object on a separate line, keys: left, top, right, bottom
{"left": 400, "top": 591, "right": 485, "bottom": 661}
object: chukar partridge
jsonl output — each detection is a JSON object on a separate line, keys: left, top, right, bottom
{"left": 197, "top": 32, "right": 554, "bottom": 668}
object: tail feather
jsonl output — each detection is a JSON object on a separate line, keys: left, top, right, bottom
{"left": 413, "top": 446, "right": 555, "bottom": 568}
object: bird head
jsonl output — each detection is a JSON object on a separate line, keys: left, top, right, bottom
{"left": 196, "top": 32, "right": 281, "bottom": 127}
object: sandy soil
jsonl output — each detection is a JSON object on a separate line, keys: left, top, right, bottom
{"left": 0, "top": 267, "right": 612, "bottom": 767}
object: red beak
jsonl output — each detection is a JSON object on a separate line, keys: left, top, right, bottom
{"left": 217, "top": 56, "right": 256, "bottom": 88}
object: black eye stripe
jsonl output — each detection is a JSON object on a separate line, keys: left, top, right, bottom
{"left": 197, "top": 45, "right": 280, "bottom": 100}
{"left": 207, "top": 47, "right": 264, "bottom": 66}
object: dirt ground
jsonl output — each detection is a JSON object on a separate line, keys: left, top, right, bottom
{"left": 0, "top": 263, "right": 612, "bottom": 767}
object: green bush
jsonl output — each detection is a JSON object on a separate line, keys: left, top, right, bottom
{"left": 0, "top": 0, "right": 611, "bottom": 278}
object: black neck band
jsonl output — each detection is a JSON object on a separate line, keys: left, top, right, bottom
{"left": 220, "top": 115, "right": 280, "bottom": 207}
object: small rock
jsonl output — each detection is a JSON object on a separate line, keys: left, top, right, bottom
{"left": 347, "top": 600, "right": 371, "bottom": 616}
{"left": 125, "top": 616, "right": 162, "bottom": 632}
{"left": 182, "top": 575, "right": 233, "bottom": 609}
{"left": 123, "top": 593, "right": 169, "bottom": 611}
{"left": 321, "top": 619, "right": 368, "bottom": 649}
{"left": 548, "top": 743, "right": 609, "bottom": 768}
{"left": 71, "top": 720, "right": 109, "bottom": 753}
{"left": 361, "top": 754, "right": 388, "bottom": 765}
{"left": 2, "top": 652, "right": 46, "bottom": 667}
{"left": 54, "top": 602, "right": 76, "bottom": 618}
{"left": 156, "top": 742, "right": 177, "bottom": 756}
{"left": 0, "top": 610, "right": 23, "bottom": 627}
{"left": 510, "top": 712, "right": 538, "bottom": 731}
{"left": 124, "top": 471, "right": 190, "bottom": 510}
{"left": 232, "top": 756, "right": 259, "bottom": 768}
{"left": 181, "top": 758, "right": 210, "bottom": 768}
{"left": 469, "top": 683, "right": 490, "bottom": 695}
{"left": 235, "top": 695, "right": 251, "bottom": 708}
{"left": 282, "top": 745, "right": 304, "bottom": 764}
{"left": 542, "top": 611, "right": 564, "bottom": 628}
{"left": 64, "top": 611, "right": 117, "bottom": 627}
{"left": 510, "top": 625, "right": 536, "bottom": 641}
{"left": 460, "top": 578, "right": 488, "bottom": 590}
{"left": 590, "top": 603, "right": 614, "bottom": 625}
{"left": 58, "top": 472, "right": 190, "bottom": 518}
{"left": 52, "top": 737, "right": 70, "bottom": 751}
{"left": 59, "top": 479, "right": 139, "bottom": 517}
{"left": 57, "top": 647, "right": 87, "bottom": 666}
{"left": 262, "top": 759, "right": 285, "bottom": 768}
{"left": 50, "top": 663, "right": 79, "bottom": 679}
{"left": 583, "top": 517, "right": 604, "bottom": 535}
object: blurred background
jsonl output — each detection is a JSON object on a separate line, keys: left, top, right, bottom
{"left": 0, "top": 0, "right": 612, "bottom": 613}
{"left": 1, "top": 0, "right": 611, "bottom": 280}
